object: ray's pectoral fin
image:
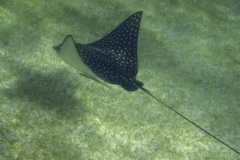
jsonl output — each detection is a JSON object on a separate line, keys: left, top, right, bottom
{"left": 53, "top": 35, "right": 107, "bottom": 87}
{"left": 53, "top": 35, "right": 97, "bottom": 79}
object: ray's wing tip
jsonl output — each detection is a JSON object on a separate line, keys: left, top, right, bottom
{"left": 53, "top": 45, "right": 58, "bottom": 50}
{"left": 53, "top": 34, "right": 75, "bottom": 52}
{"left": 65, "top": 34, "right": 73, "bottom": 38}
{"left": 53, "top": 44, "right": 61, "bottom": 52}
{"left": 136, "top": 11, "right": 143, "bottom": 16}
{"left": 63, "top": 34, "right": 74, "bottom": 41}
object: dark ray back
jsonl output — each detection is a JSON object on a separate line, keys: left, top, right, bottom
{"left": 90, "top": 11, "right": 142, "bottom": 78}
{"left": 75, "top": 11, "right": 143, "bottom": 91}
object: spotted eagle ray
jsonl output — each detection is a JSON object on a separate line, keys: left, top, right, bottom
{"left": 53, "top": 11, "right": 239, "bottom": 155}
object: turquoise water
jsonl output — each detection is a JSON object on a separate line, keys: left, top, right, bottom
{"left": 0, "top": 0, "right": 239, "bottom": 159}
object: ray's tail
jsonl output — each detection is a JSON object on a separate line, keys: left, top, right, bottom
{"left": 137, "top": 85, "right": 240, "bottom": 155}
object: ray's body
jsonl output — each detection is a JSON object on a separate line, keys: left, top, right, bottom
{"left": 53, "top": 11, "right": 240, "bottom": 155}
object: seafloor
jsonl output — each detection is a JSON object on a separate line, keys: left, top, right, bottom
{"left": 0, "top": 0, "right": 239, "bottom": 159}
